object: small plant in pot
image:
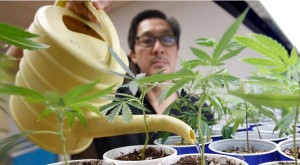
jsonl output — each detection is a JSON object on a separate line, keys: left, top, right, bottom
{"left": 229, "top": 27, "right": 300, "bottom": 164}
{"left": 209, "top": 101, "right": 278, "bottom": 165}
{"left": 98, "top": 48, "right": 196, "bottom": 164}
{"left": 137, "top": 7, "right": 250, "bottom": 164}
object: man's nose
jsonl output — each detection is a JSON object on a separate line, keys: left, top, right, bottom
{"left": 152, "top": 39, "right": 165, "bottom": 54}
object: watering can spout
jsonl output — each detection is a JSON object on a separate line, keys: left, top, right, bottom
{"left": 72, "top": 114, "right": 197, "bottom": 146}
{"left": 11, "top": 93, "right": 195, "bottom": 154}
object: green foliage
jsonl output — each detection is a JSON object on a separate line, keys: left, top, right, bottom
{"left": 134, "top": 9, "right": 250, "bottom": 163}
{"left": 232, "top": 21, "right": 300, "bottom": 142}
{"left": 107, "top": 47, "right": 162, "bottom": 160}
{"left": 0, "top": 22, "right": 49, "bottom": 50}
{"left": 0, "top": 81, "right": 115, "bottom": 162}
{"left": 0, "top": 131, "right": 33, "bottom": 161}
{"left": 0, "top": 55, "right": 16, "bottom": 83}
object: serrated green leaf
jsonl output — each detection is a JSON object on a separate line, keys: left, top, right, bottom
{"left": 44, "top": 91, "right": 61, "bottom": 106}
{"left": 248, "top": 76, "right": 282, "bottom": 87}
{"left": 159, "top": 78, "right": 190, "bottom": 103}
{"left": 270, "top": 66, "right": 287, "bottom": 73}
{"left": 66, "top": 110, "right": 76, "bottom": 128}
{"left": 211, "top": 74, "right": 239, "bottom": 85}
{"left": 66, "top": 84, "right": 115, "bottom": 104}
{"left": 229, "top": 89, "right": 300, "bottom": 108}
{"left": 0, "top": 83, "right": 46, "bottom": 103}
{"left": 242, "top": 58, "right": 277, "bottom": 66}
{"left": 195, "top": 38, "right": 217, "bottom": 48}
{"left": 235, "top": 34, "right": 289, "bottom": 67}
{"left": 108, "top": 47, "right": 135, "bottom": 78}
{"left": 274, "top": 111, "right": 295, "bottom": 136}
{"left": 99, "top": 101, "right": 120, "bottom": 115}
{"left": 107, "top": 104, "right": 122, "bottom": 122}
{"left": 73, "top": 111, "right": 86, "bottom": 128}
{"left": 208, "top": 95, "right": 223, "bottom": 112}
{"left": 184, "top": 59, "right": 211, "bottom": 68}
{"left": 129, "top": 81, "right": 138, "bottom": 95}
{"left": 252, "top": 33, "right": 289, "bottom": 62}
{"left": 102, "top": 69, "right": 132, "bottom": 80}
{"left": 115, "top": 92, "right": 138, "bottom": 100}
{"left": 218, "top": 46, "right": 245, "bottom": 62}
{"left": 287, "top": 47, "right": 299, "bottom": 66}
{"left": 190, "top": 47, "right": 211, "bottom": 63}
{"left": 70, "top": 102, "right": 100, "bottom": 115}
{"left": 0, "top": 23, "right": 38, "bottom": 38}
{"left": 221, "top": 125, "right": 233, "bottom": 139}
{"left": 212, "top": 7, "right": 249, "bottom": 63}
{"left": 121, "top": 103, "right": 133, "bottom": 123}
{"left": 235, "top": 36, "right": 277, "bottom": 62}
{"left": 126, "top": 101, "right": 151, "bottom": 113}
{"left": 0, "top": 23, "right": 49, "bottom": 50}
{"left": 64, "top": 81, "right": 98, "bottom": 104}
{"left": 136, "top": 68, "right": 194, "bottom": 84}
{"left": 38, "top": 107, "right": 54, "bottom": 121}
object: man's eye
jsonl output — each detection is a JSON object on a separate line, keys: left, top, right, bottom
{"left": 142, "top": 38, "right": 154, "bottom": 44}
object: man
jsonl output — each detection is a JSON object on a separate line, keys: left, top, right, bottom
{"left": 72, "top": 7, "right": 183, "bottom": 159}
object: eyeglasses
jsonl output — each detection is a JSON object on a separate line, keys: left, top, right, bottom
{"left": 136, "top": 35, "right": 177, "bottom": 47}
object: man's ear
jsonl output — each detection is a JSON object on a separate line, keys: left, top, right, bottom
{"left": 129, "top": 51, "right": 137, "bottom": 63}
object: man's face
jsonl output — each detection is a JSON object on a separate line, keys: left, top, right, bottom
{"left": 130, "top": 18, "right": 178, "bottom": 76}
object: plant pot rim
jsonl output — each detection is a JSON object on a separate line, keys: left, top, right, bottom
{"left": 258, "top": 160, "right": 298, "bottom": 165}
{"left": 287, "top": 133, "right": 300, "bottom": 139}
{"left": 209, "top": 139, "right": 277, "bottom": 156}
{"left": 159, "top": 153, "right": 249, "bottom": 165}
{"left": 277, "top": 138, "right": 300, "bottom": 160}
{"left": 232, "top": 130, "right": 287, "bottom": 141}
{"left": 103, "top": 145, "right": 177, "bottom": 164}
{"left": 154, "top": 135, "right": 212, "bottom": 148}
{"left": 48, "top": 159, "right": 115, "bottom": 165}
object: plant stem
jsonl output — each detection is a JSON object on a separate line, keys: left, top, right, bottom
{"left": 244, "top": 102, "right": 250, "bottom": 153}
{"left": 58, "top": 108, "right": 68, "bottom": 165}
{"left": 140, "top": 86, "right": 149, "bottom": 160}
{"left": 197, "top": 92, "right": 208, "bottom": 165}
{"left": 293, "top": 106, "right": 299, "bottom": 164}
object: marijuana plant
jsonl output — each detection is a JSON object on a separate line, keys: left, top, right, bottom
{"left": 135, "top": 7, "right": 249, "bottom": 165}
{"left": 230, "top": 32, "right": 300, "bottom": 163}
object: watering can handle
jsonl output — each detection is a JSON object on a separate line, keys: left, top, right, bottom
{"left": 53, "top": 0, "right": 120, "bottom": 55}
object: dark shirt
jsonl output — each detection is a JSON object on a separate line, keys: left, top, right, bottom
{"left": 72, "top": 87, "right": 213, "bottom": 159}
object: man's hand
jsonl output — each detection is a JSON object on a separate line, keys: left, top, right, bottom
{"left": 66, "top": 0, "right": 111, "bottom": 22}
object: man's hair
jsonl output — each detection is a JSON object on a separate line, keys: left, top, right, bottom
{"left": 128, "top": 9, "right": 181, "bottom": 51}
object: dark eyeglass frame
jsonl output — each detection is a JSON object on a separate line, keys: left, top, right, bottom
{"left": 135, "top": 35, "right": 177, "bottom": 47}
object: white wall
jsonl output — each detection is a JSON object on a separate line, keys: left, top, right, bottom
{"left": 108, "top": 1, "right": 259, "bottom": 78}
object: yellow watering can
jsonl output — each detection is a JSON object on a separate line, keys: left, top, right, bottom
{"left": 9, "top": 1, "right": 196, "bottom": 154}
